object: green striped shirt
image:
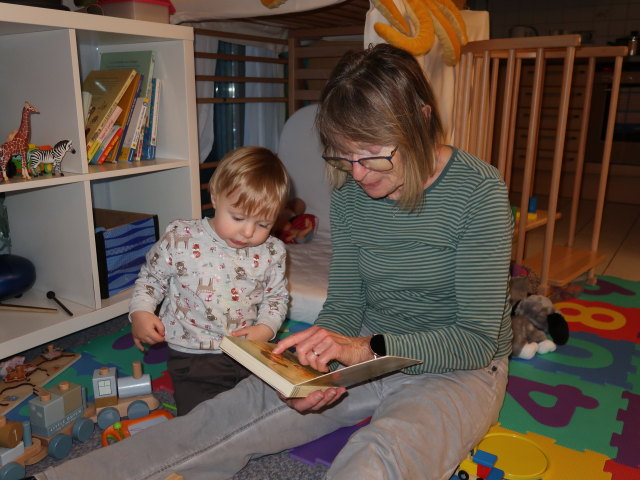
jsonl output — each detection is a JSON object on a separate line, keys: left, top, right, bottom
{"left": 315, "top": 147, "right": 514, "bottom": 374}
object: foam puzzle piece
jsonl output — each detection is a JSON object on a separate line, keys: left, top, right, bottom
{"left": 73, "top": 325, "right": 167, "bottom": 380}
{"left": 502, "top": 362, "right": 626, "bottom": 457}
{"left": 579, "top": 276, "right": 640, "bottom": 307}
{"left": 487, "top": 424, "right": 613, "bottom": 480}
{"left": 604, "top": 457, "right": 640, "bottom": 480}
{"left": 289, "top": 419, "right": 370, "bottom": 466}
{"left": 152, "top": 369, "right": 175, "bottom": 393}
{"left": 557, "top": 298, "right": 640, "bottom": 343}
{"left": 512, "top": 330, "right": 639, "bottom": 390}
{"left": 610, "top": 390, "right": 640, "bottom": 469}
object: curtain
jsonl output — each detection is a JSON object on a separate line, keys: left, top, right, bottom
{"left": 243, "top": 45, "right": 285, "bottom": 153}
{"left": 195, "top": 33, "right": 218, "bottom": 163}
{"left": 208, "top": 41, "right": 246, "bottom": 163}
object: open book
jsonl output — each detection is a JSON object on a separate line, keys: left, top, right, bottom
{"left": 220, "top": 336, "right": 421, "bottom": 398}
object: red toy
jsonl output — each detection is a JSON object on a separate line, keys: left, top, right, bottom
{"left": 101, "top": 409, "right": 174, "bottom": 446}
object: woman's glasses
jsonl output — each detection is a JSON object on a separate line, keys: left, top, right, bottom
{"left": 322, "top": 146, "right": 398, "bottom": 172}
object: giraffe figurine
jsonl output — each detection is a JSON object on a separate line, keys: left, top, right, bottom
{"left": 0, "top": 101, "right": 39, "bottom": 182}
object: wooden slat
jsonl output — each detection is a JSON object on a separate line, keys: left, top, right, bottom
{"left": 463, "top": 35, "right": 581, "bottom": 54}
{"left": 295, "top": 44, "right": 357, "bottom": 59}
{"left": 522, "top": 245, "right": 605, "bottom": 287}
{"left": 294, "top": 90, "right": 321, "bottom": 101}
{"left": 200, "top": 161, "right": 219, "bottom": 170}
{"left": 288, "top": 25, "right": 364, "bottom": 39}
{"left": 195, "top": 52, "right": 287, "bottom": 64}
{"left": 194, "top": 28, "right": 287, "bottom": 46}
{"left": 196, "top": 75, "right": 287, "bottom": 84}
{"left": 295, "top": 68, "right": 333, "bottom": 80}
{"left": 197, "top": 97, "right": 287, "bottom": 104}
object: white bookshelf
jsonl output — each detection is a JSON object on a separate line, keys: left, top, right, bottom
{"left": 0, "top": 4, "right": 200, "bottom": 359}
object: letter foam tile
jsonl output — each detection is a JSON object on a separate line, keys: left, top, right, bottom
{"left": 511, "top": 331, "right": 639, "bottom": 390}
{"left": 502, "top": 362, "right": 626, "bottom": 458}
{"left": 578, "top": 276, "right": 640, "bottom": 308}
{"left": 73, "top": 324, "right": 167, "bottom": 380}
{"left": 610, "top": 390, "right": 640, "bottom": 469}
{"left": 556, "top": 298, "right": 640, "bottom": 343}
{"left": 605, "top": 457, "right": 640, "bottom": 480}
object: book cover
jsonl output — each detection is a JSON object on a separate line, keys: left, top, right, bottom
{"left": 119, "top": 97, "right": 148, "bottom": 163}
{"left": 87, "top": 105, "right": 122, "bottom": 163}
{"left": 220, "top": 336, "right": 421, "bottom": 398}
{"left": 141, "top": 78, "right": 160, "bottom": 160}
{"left": 89, "top": 124, "right": 120, "bottom": 165}
{"left": 104, "top": 73, "right": 142, "bottom": 164}
{"left": 99, "top": 50, "right": 155, "bottom": 102}
{"left": 149, "top": 78, "right": 162, "bottom": 159}
{"left": 82, "top": 69, "right": 136, "bottom": 152}
{"left": 97, "top": 127, "right": 123, "bottom": 165}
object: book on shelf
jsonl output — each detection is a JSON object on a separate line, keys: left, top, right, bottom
{"left": 141, "top": 78, "right": 161, "bottom": 160}
{"left": 96, "top": 126, "right": 124, "bottom": 165}
{"left": 87, "top": 105, "right": 122, "bottom": 163}
{"left": 100, "top": 50, "right": 155, "bottom": 102}
{"left": 104, "top": 73, "right": 142, "bottom": 164}
{"left": 82, "top": 69, "right": 137, "bottom": 154}
{"left": 220, "top": 336, "right": 421, "bottom": 398}
{"left": 119, "top": 97, "right": 149, "bottom": 163}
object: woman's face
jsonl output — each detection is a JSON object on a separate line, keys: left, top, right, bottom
{"left": 338, "top": 141, "right": 404, "bottom": 200}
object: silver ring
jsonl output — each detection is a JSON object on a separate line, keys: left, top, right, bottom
{"left": 312, "top": 349, "right": 320, "bottom": 357}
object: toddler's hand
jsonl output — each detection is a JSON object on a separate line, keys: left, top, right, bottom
{"left": 130, "top": 311, "right": 165, "bottom": 352}
{"left": 231, "top": 324, "right": 274, "bottom": 342}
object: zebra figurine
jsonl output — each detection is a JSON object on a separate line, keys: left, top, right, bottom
{"left": 30, "top": 140, "right": 75, "bottom": 177}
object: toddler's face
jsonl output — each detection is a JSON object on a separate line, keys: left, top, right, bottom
{"left": 210, "top": 193, "right": 275, "bottom": 249}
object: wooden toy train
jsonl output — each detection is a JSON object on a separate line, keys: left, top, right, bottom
{"left": 0, "top": 360, "right": 158, "bottom": 480}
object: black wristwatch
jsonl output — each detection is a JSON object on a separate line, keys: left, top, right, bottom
{"left": 370, "top": 334, "right": 386, "bottom": 358}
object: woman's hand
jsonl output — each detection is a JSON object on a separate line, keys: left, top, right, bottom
{"left": 272, "top": 326, "right": 374, "bottom": 373}
{"left": 278, "top": 387, "right": 347, "bottom": 413}
{"left": 130, "top": 311, "right": 165, "bottom": 352}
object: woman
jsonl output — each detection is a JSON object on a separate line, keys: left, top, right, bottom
{"left": 36, "top": 43, "right": 513, "bottom": 480}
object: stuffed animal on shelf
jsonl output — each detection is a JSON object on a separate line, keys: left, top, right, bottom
{"left": 273, "top": 197, "right": 318, "bottom": 244}
{"left": 510, "top": 276, "right": 570, "bottom": 359}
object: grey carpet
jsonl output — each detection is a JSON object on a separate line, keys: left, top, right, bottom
{"left": 20, "top": 315, "right": 329, "bottom": 479}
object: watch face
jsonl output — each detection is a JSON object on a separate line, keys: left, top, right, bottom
{"left": 370, "top": 334, "right": 386, "bottom": 357}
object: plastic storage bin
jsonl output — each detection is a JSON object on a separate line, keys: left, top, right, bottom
{"left": 97, "top": 0, "right": 175, "bottom": 23}
{"left": 94, "top": 208, "right": 159, "bottom": 299}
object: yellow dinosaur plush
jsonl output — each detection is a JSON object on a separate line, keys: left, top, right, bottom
{"left": 373, "top": 0, "right": 468, "bottom": 65}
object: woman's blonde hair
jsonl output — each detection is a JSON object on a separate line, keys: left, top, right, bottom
{"left": 209, "top": 146, "right": 290, "bottom": 220}
{"left": 316, "top": 43, "right": 444, "bottom": 211}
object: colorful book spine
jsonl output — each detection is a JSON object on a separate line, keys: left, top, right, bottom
{"left": 97, "top": 127, "right": 124, "bottom": 164}
{"left": 87, "top": 105, "right": 122, "bottom": 163}
{"left": 119, "top": 97, "right": 148, "bottom": 163}
{"left": 141, "top": 78, "right": 161, "bottom": 160}
{"left": 149, "top": 78, "right": 161, "bottom": 159}
{"left": 109, "top": 74, "right": 143, "bottom": 163}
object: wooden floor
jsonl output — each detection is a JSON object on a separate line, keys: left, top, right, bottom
{"left": 518, "top": 196, "right": 640, "bottom": 282}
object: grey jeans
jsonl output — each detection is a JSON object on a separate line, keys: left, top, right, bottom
{"left": 37, "top": 357, "right": 508, "bottom": 480}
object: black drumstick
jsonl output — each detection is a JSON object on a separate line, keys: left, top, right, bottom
{"left": 46, "top": 291, "right": 73, "bottom": 316}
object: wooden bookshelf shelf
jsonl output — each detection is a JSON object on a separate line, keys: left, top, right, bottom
{"left": 0, "top": 4, "right": 200, "bottom": 360}
{"left": 513, "top": 209, "right": 562, "bottom": 236}
{"left": 522, "top": 245, "right": 606, "bottom": 287}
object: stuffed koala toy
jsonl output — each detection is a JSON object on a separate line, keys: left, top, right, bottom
{"left": 510, "top": 277, "right": 570, "bottom": 359}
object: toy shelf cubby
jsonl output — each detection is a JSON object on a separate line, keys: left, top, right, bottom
{"left": 0, "top": 3, "right": 200, "bottom": 359}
